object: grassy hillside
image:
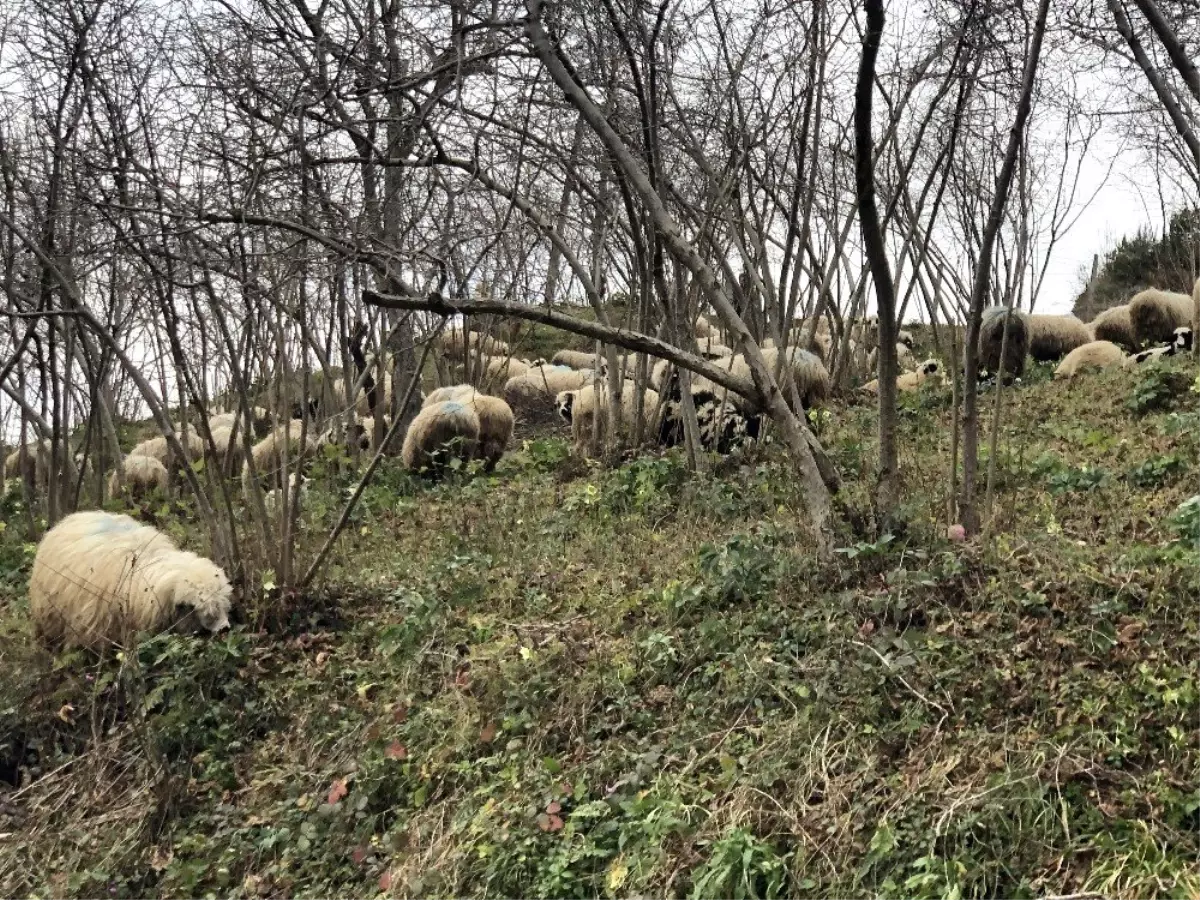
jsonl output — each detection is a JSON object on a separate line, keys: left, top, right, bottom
{"left": 0, "top": 356, "right": 1198, "bottom": 898}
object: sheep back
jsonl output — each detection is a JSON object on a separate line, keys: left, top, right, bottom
{"left": 1053, "top": 340, "right": 1125, "bottom": 378}
{"left": 978, "top": 307, "right": 1030, "bottom": 379}
{"left": 1028, "top": 315, "right": 1091, "bottom": 361}
{"left": 108, "top": 454, "right": 169, "bottom": 500}
{"left": 1089, "top": 304, "right": 1136, "bottom": 351}
{"left": 401, "top": 400, "right": 481, "bottom": 474}
{"left": 29, "top": 511, "right": 231, "bottom": 650}
{"left": 1129, "top": 289, "right": 1194, "bottom": 347}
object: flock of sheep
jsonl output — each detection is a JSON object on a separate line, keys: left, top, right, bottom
{"left": 981, "top": 284, "right": 1198, "bottom": 380}
{"left": 9, "top": 277, "right": 1198, "bottom": 655}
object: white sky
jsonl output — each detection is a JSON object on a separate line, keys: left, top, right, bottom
{"left": 1036, "top": 136, "right": 1173, "bottom": 316}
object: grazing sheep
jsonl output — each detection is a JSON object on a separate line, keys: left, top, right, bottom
{"left": 4, "top": 439, "right": 50, "bottom": 487}
{"left": 421, "top": 386, "right": 512, "bottom": 469}
{"left": 263, "top": 472, "right": 309, "bottom": 518}
{"left": 242, "top": 420, "right": 315, "bottom": 495}
{"left": 127, "top": 428, "right": 208, "bottom": 475}
{"left": 862, "top": 359, "right": 942, "bottom": 395}
{"left": 657, "top": 373, "right": 761, "bottom": 454}
{"left": 697, "top": 337, "right": 733, "bottom": 359}
{"left": 463, "top": 394, "right": 514, "bottom": 471}
{"left": 401, "top": 400, "right": 481, "bottom": 476}
{"left": 556, "top": 382, "right": 661, "bottom": 455}
{"left": 317, "top": 416, "right": 381, "bottom": 454}
{"left": 206, "top": 425, "right": 244, "bottom": 475}
{"left": 867, "top": 342, "right": 917, "bottom": 375}
{"left": 28, "top": 510, "right": 232, "bottom": 651}
{"left": 434, "top": 325, "right": 509, "bottom": 362}
{"left": 1174, "top": 325, "right": 1194, "bottom": 352}
{"left": 503, "top": 365, "right": 596, "bottom": 423}
{"left": 424, "top": 384, "right": 475, "bottom": 407}
{"left": 1123, "top": 328, "right": 1193, "bottom": 367}
{"left": 208, "top": 407, "right": 271, "bottom": 438}
{"left": 978, "top": 307, "right": 1030, "bottom": 380}
{"left": 1089, "top": 304, "right": 1136, "bottom": 351}
{"left": 107, "top": 455, "right": 169, "bottom": 500}
{"left": 1129, "top": 288, "right": 1195, "bottom": 347}
{"left": 1053, "top": 340, "right": 1126, "bottom": 379}
{"left": 760, "top": 347, "right": 831, "bottom": 409}
{"left": 1027, "top": 314, "right": 1092, "bottom": 362}
{"left": 551, "top": 349, "right": 600, "bottom": 370}
{"left": 481, "top": 355, "right": 542, "bottom": 387}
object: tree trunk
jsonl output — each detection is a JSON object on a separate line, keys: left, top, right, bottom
{"left": 960, "top": 0, "right": 1052, "bottom": 535}
{"left": 854, "top": 0, "right": 901, "bottom": 532}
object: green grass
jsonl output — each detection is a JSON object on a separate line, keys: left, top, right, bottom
{"left": 0, "top": 356, "right": 1198, "bottom": 898}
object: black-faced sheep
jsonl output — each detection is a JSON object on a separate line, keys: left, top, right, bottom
{"left": 1123, "top": 327, "right": 1194, "bottom": 367}
{"left": 1174, "top": 325, "right": 1194, "bottom": 352}
{"left": 978, "top": 307, "right": 1030, "bottom": 380}
{"left": 862, "top": 359, "right": 942, "bottom": 394}
{"left": 1053, "top": 340, "right": 1126, "bottom": 378}
{"left": 1027, "top": 314, "right": 1092, "bottom": 361}
{"left": 1129, "top": 288, "right": 1195, "bottom": 348}
{"left": 1089, "top": 304, "right": 1136, "bottom": 351}
{"left": 107, "top": 454, "right": 170, "bottom": 500}
{"left": 657, "top": 371, "right": 761, "bottom": 455}
{"left": 503, "top": 365, "right": 596, "bottom": 424}
{"left": 28, "top": 510, "right": 232, "bottom": 650}
{"left": 401, "top": 399, "right": 481, "bottom": 476}
{"left": 556, "top": 382, "right": 661, "bottom": 456}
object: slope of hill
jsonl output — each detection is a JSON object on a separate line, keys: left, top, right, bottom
{"left": 0, "top": 356, "right": 1197, "bottom": 898}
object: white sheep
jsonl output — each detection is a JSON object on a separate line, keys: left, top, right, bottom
{"left": 1027, "top": 314, "right": 1092, "bottom": 362}
{"left": 107, "top": 455, "right": 170, "bottom": 500}
{"left": 1089, "top": 304, "right": 1136, "bottom": 351}
{"left": 556, "top": 382, "right": 661, "bottom": 455}
{"left": 1053, "top": 340, "right": 1126, "bottom": 378}
{"left": 401, "top": 400, "right": 481, "bottom": 476}
{"left": 242, "top": 420, "right": 315, "bottom": 496}
{"left": 263, "top": 472, "right": 309, "bottom": 517}
{"left": 551, "top": 349, "right": 600, "bottom": 370}
{"left": 28, "top": 510, "right": 232, "bottom": 650}
{"left": 1129, "top": 288, "right": 1195, "bottom": 348}
{"left": 421, "top": 385, "right": 513, "bottom": 470}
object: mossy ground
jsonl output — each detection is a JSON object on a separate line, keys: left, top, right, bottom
{"left": 0, "top": 355, "right": 1197, "bottom": 898}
